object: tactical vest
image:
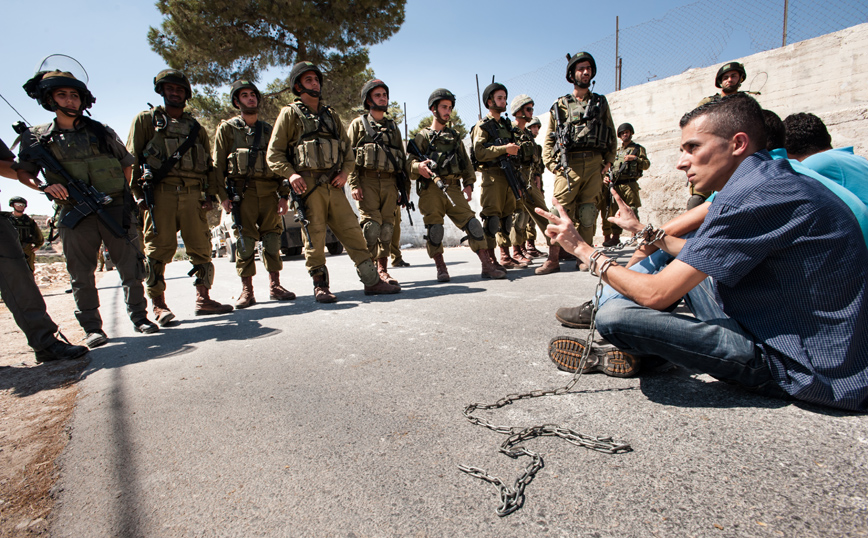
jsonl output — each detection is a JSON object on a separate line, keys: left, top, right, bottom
{"left": 141, "top": 107, "right": 209, "bottom": 180}
{"left": 613, "top": 143, "right": 643, "bottom": 182}
{"left": 514, "top": 127, "right": 539, "bottom": 167}
{"left": 419, "top": 127, "right": 466, "bottom": 178}
{"left": 556, "top": 93, "right": 612, "bottom": 153}
{"left": 286, "top": 102, "right": 344, "bottom": 172}
{"left": 34, "top": 123, "right": 126, "bottom": 199}
{"left": 353, "top": 115, "right": 405, "bottom": 173}
{"left": 471, "top": 116, "right": 514, "bottom": 168}
{"left": 222, "top": 117, "right": 276, "bottom": 180}
{"left": 8, "top": 214, "right": 34, "bottom": 244}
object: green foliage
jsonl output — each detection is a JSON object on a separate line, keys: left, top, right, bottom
{"left": 409, "top": 112, "right": 468, "bottom": 140}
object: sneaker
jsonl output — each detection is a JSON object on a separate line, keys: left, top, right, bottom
{"left": 555, "top": 300, "right": 595, "bottom": 329}
{"left": 133, "top": 318, "right": 159, "bottom": 334}
{"left": 548, "top": 336, "right": 640, "bottom": 377}
{"left": 84, "top": 331, "right": 108, "bottom": 349}
{"left": 35, "top": 340, "right": 89, "bottom": 363}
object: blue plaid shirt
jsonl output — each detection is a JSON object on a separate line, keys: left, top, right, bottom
{"left": 679, "top": 151, "right": 868, "bottom": 411}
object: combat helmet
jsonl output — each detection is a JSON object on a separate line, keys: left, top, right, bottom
{"left": 428, "top": 88, "right": 455, "bottom": 110}
{"left": 527, "top": 116, "right": 541, "bottom": 129}
{"left": 9, "top": 196, "right": 27, "bottom": 207}
{"left": 510, "top": 94, "right": 534, "bottom": 117}
{"left": 229, "top": 80, "right": 262, "bottom": 109}
{"left": 482, "top": 82, "right": 508, "bottom": 109}
{"left": 566, "top": 52, "right": 597, "bottom": 83}
{"left": 154, "top": 69, "right": 192, "bottom": 100}
{"left": 715, "top": 62, "right": 746, "bottom": 88}
{"left": 617, "top": 123, "right": 634, "bottom": 136}
{"left": 360, "top": 79, "right": 389, "bottom": 111}
{"left": 289, "top": 61, "right": 324, "bottom": 96}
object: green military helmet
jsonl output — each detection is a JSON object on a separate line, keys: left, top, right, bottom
{"left": 289, "top": 61, "right": 324, "bottom": 96}
{"left": 229, "top": 79, "right": 262, "bottom": 109}
{"left": 566, "top": 51, "right": 597, "bottom": 82}
{"left": 482, "top": 82, "right": 507, "bottom": 108}
{"left": 154, "top": 69, "right": 193, "bottom": 100}
{"left": 360, "top": 79, "right": 389, "bottom": 110}
{"left": 9, "top": 196, "right": 27, "bottom": 207}
{"left": 509, "top": 94, "right": 533, "bottom": 116}
{"left": 428, "top": 88, "right": 455, "bottom": 110}
{"left": 527, "top": 116, "right": 541, "bottom": 129}
{"left": 617, "top": 123, "right": 634, "bottom": 136}
{"left": 24, "top": 70, "right": 95, "bottom": 112}
{"left": 715, "top": 62, "right": 746, "bottom": 88}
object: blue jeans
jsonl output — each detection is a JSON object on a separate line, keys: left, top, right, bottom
{"left": 594, "top": 249, "right": 777, "bottom": 389}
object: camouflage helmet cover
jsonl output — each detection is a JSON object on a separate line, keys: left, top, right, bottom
{"left": 509, "top": 94, "right": 534, "bottom": 116}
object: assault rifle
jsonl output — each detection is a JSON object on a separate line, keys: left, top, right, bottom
{"left": 288, "top": 183, "right": 313, "bottom": 249}
{"left": 479, "top": 119, "right": 526, "bottom": 202}
{"left": 550, "top": 102, "right": 574, "bottom": 193}
{"left": 139, "top": 163, "right": 158, "bottom": 234}
{"left": 225, "top": 179, "right": 244, "bottom": 232}
{"left": 13, "top": 121, "right": 128, "bottom": 241}
{"left": 405, "top": 139, "right": 453, "bottom": 207}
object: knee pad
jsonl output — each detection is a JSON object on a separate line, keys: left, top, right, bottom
{"left": 686, "top": 194, "right": 706, "bottom": 210}
{"left": 236, "top": 235, "right": 257, "bottom": 261}
{"left": 463, "top": 217, "right": 484, "bottom": 242}
{"left": 482, "top": 215, "right": 500, "bottom": 238}
{"left": 145, "top": 257, "right": 165, "bottom": 288}
{"left": 379, "top": 222, "right": 394, "bottom": 245}
{"left": 362, "top": 220, "right": 381, "bottom": 247}
{"left": 356, "top": 258, "right": 380, "bottom": 287}
{"left": 578, "top": 203, "right": 597, "bottom": 228}
{"left": 501, "top": 215, "right": 513, "bottom": 233}
{"left": 261, "top": 232, "right": 281, "bottom": 256}
{"left": 425, "top": 223, "right": 445, "bottom": 247}
{"left": 514, "top": 210, "right": 530, "bottom": 230}
{"left": 190, "top": 262, "right": 215, "bottom": 288}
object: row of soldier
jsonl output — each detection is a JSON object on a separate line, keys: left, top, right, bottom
{"left": 1, "top": 50, "right": 652, "bottom": 362}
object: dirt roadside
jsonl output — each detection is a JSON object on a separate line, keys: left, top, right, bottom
{"left": 0, "top": 263, "right": 94, "bottom": 536}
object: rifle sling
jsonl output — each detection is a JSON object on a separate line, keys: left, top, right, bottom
{"left": 150, "top": 121, "right": 201, "bottom": 183}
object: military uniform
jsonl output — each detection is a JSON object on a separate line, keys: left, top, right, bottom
{"left": 543, "top": 92, "right": 616, "bottom": 245}
{"left": 602, "top": 140, "right": 649, "bottom": 237}
{"left": 266, "top": 98, "right": 387, "bottom": 292}
{"left": 347, "top": 113, "right": 406, "bottom": 261}
{"left": 15, "top": 118, "right": 152, "bottom": 338}
{"left": 6, "top": 212, "right": 44, "bottom": 272}
{"left": 525, "top": 140, "right": 545, "bottom": 249}
{"left": 509, "top": 124, "right": 551, "bottom": 256}
{"left": 471, "top": 114, "right": 519, "bottom": 250}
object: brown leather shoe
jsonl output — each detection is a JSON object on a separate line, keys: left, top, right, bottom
{"left": 477, "top": 249, "right": 506, "bottom": 279}
{"left": 548, "top": 335, "right": 640, "bottom": 377}
{"left": 555, "top": 300, "right": 594, "bottom": 329}
{"left": 376, "top": 257, "right": 400, "bottom": 286}
{"left": 364, "top": 278, "right": 401, "bottom": 295}
{"left": 269, "top": 272, "right": 296, "bottom": 301}
{"left": 235, "top": 276, "right": 256, "bottom": 309}
{"left": 433, "top": 253, "right": 450, "bottom": 282}
{"left": 488, "top": 249, "right": 506, "bottom": 272}
{"left": 526, "top": 241, "right": 545, "bottom": 258}
{"left": 195, "top": 285, "right": 234, "bottom": 315}
{"left": 151, "top": 294, "right": 175, "bottom": 326}
{"left": 512, "top": 245, "right": 533, "bottom": 265}
{"left": 312, "top": 270, "right": 338, "bottom": 303}
{"left": 535, "top": 244, "right": 561, "bottom": 275}
{"left": 499, "top": 246, "right": 524, "bottom": 269}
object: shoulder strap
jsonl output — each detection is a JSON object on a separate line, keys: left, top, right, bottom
{"left": 361, "top": 114, "right": 403, "bottom": 171}
{"left": 150, "top": 120, "right": 201, "bottom": 182}
{"left": 247, "top": 121, "right": 263, "bottom": 177}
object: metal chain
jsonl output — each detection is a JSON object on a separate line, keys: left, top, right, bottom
{"left": 459, "top": 265, "right": 633, "bottom": 517}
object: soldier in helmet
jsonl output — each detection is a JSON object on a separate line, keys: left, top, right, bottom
{"left": 127, "top": 69, "right": 234, "bottom": 324}
{"left": 470, "top": 82, "right": 526, "bottom": 271}
{"left": 346, "top": 79, "right": 406, "bottom": 287}
{"left": 1, "top": 138, "right": 89, "bottom": 362}
{"left": 6, "top": 196, "right": 44, "bottom": 272}
{"left": 507, "top": 95, "right": 561, "bottom": 275}
{"left": 524, "top": 116, "right": 547, "bottom": 259}
{"left": 266, "top": 61, "right": 400, "bottom": 302}
{"left": 600, "top": 123, "right": 650, "bottom": 246}
{"left": 15, "top": 66, "right": 158, "bottom": 347}
{"left": 542, "top": 52, "right": 617, "bottom": 270}
{"left": 213, "top": 80, "right": 296, "bottom": 309}
{"left": 407, "top": 88, "right": 504, "bottom": 281}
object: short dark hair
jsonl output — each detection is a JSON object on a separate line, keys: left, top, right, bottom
{"left": 762, "top": 109, "right": 786, "bottom": 151}
{"left": 679, "top": 93, "right": 767, "bottom": 150}
{"left": 783, "top": 113, "right": 832, "bottom": 157}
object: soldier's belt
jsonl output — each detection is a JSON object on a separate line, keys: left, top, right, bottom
{"left": 298, "top": 169, "right": 335, "bottom": 186}
{"left": 361, "top": 169, "right": 397, "bottom": 179}
{"left": 566, "top": 150, "right": 599, "bottom": 159}
{"left": 157, "top": 183, "right": 200, "bottom": 194}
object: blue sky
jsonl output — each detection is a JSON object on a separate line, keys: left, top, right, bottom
{"left": 0, "top": 0, "right": 780, "bottom": 213}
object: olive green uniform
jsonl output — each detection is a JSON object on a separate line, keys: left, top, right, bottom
{"left": 347, "top": 114, "right": 406, "bottom": 260}
{"left": 471, "top": 114, "right": 518, "bottom": 249}
{"left": 127, "top": 105, "right": 219, "bottom": 298}
{"left": 15, "top": 119, "right": 148, "bottom": 332}
{"left": 543, "top": 93, "right": 617, "bottom": 244}
{"left": 266, "top": 99, "right": 380, "bottom": 285}
{"left": 6, "top": 213, "right": 44, "bottom": 272}
{"left": 601, "top": 140, "right": 649, "bottom": 237}
{"left": 509, "top": 126, "right": 551, "bottom": 248}
{"left": 408, "top": 125, "right": 485, "bottom": 257}
{"left": 213, "top": 116, "right": 289, "bottom": 277}
{"left": 525, "top": 141, "right": 545, "bottom": 244}
{"left": 390, "top": 205, "right": 405, "bottom": 264}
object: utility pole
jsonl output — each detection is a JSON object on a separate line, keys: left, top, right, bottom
{"left": 782, "top": 0, "right": 789, "bottom": 47}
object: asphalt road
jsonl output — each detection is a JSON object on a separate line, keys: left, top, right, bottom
{"left": 52, "top": 246, "right": 868, "bottom": 537}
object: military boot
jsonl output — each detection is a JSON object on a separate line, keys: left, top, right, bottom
{"left": 151, "top": 294, "right": 175, "bottom": 326}
{"left": 269, "top": 272, "right": 296, "bottom": 301}
{"left": 376, "top": 257, "right": 400, "bottom": 286}
{"left": 195, "top": 285, "right": 234, "bottom": 316}
{"left": 535, "top": 244, "right": 561, "bottom": 275}
{"left": 487, "top": 248, "right": 506, "bottom": 272}
{"left": 477, "top": 249, "right": 506, "bottom": 279}
{"left": 433, "top": 253, "right": 450, "bottom": 282}
{"left": 499, "top": 246, "right": 525, "bottom": 269}
{"left": 512, "top": 245, "right": 533, "bottom": 265}
{"left": 235, "top": 276, "right": 256, "bottom": 309}
{"left": 312, "top": 273, "right": 337, "bottom": 303}
{"left": 364, "top": 277, "right": 401, "bottom": 295}
{"left": 526, "top": 240, "right": 545, "bottom": 258}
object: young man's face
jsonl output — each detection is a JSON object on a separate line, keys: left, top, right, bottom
{"left": 528, "top": 124, "right": 540, "bottom": 137}
{"left": 162, "top": 82, "right": 187, "bottom": 107}
{"left": 368, "top": 87, "right": 388, "bottom": 109}
{"left": 519, "top": 103, "right": 534, "bottom": 119}
{"left": 52, "top": 87, "right": 81, "bottom": 112}
{"left": 236, "top": 89, "right": 259, "bottom": 110}
{"left": 676, "top": 115, "right": 738, "bottom": 192}
{"left": 720, "top": 70, "right": 742, "bottom": 93}
{"left": 12, "top": 202, "right": 26, "bottom": 213}
{"left": 619, "top": 130, "right": 633, "bottom": 145}
{"left": 488, "top": 89, "right": 507, "bottom": 111}
{"left": 432, "top": 100, "right": 453, "bottom": 122}
{"left": 299, "top": 72, "right": 320, "bottom": 93}
{"left": 573, "top": 61, "right": 593, "bottom": 86}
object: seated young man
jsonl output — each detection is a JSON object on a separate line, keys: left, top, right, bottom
{"left": 537, "top": 94, "right": 868, "bottom": 412}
